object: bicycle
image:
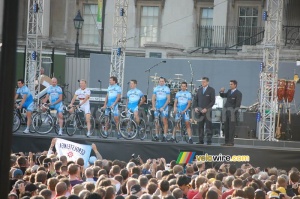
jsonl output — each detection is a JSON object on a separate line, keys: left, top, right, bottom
{"left": 61, "top": 83, "right": 72, "bottom": 103}
{"left": 31, "top": 103, "right": 58, "bottom": 135}
{"left": 150, "top": 109, "right": 174, "bottom": 141}
{"left": 65, "top": 105, "right": 95, "bottom": 136}
{"left": 97, "top": 107, "right": 120, "bottom": 138}
{"left": 172, "top": 111, "right": 190, "bottom": 143}
{"left": 119, "top": 109, "right": 146, "bottom": 140}
{"left": 13, "top": 102, "right": 36, "bottom": 133}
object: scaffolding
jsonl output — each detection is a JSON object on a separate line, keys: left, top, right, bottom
{"left": 258, "top": 0, "right": 283, "bottom": 141}
{"left": 110, "top": 0, "right": 129, "bottom": 92}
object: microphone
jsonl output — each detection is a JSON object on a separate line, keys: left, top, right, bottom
{"left": 98, "top": 80, "right": 101, "bottom": 82}
{"left": 127, "top": 81, "right": 130, "bottom": 84}
{"left": 77, "top": 80, "right": 80, "bottom": 82}
{"left": 144, "top": 60, "right": 166, "bottom": 72}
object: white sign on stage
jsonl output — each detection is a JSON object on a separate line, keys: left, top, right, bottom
{"left": 55, "top": 138, "right": 92, "bottom": 168}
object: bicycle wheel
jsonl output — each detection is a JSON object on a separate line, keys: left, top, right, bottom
{"left": 29, "top": 111, "right": 38, "bottom": 133}
{"left": 166, "top": 119, "right": 174, "bottom": 141}
{"left": 98, "top": 115, "right": 110, "bottom": 138}
{"left": 63, "top": 91, "right": 72, "bottom": 103}
{"left": 12, "top": 112, "right": 21, "bottom": 133}
{"left": 83, "top": 115, "right": 95, "bottom": 136}
{"left": 65, "top": 114, "right": 81, "bottom": 136}
{"left": 119, "top": 118, "right": 138, "bottom": 140}
{"left": 150, "top": 119, "right": 160, "bottom": 140}
{"left": 138, "top": 118, "right": 147, "bottom": 140}
{"left": 174, "top": 121, "right": 183, "bottom": 143}
{"left": 182, "top": 122, "right": 189, "bottom": 143}
{"left": 32, "top": 113, "right": 54, "bottom": 135}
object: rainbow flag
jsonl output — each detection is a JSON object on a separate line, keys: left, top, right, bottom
{"left": 176, "top": 152, "right": 196, "bottom": 164}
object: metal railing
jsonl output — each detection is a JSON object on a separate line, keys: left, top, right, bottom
{"left": 195, "top": 25, "right": 265, "bottom": 54}
{"left": 283, "top": 26, "right": 300, "bottom": 47}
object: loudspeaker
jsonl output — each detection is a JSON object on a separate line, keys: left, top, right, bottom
{"left": 235, "top": 126, "right": 250, "bottom": 139}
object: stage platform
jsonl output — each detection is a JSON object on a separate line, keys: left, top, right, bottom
{"left": 12, "top": 132, "right": 300, "bottom": 171}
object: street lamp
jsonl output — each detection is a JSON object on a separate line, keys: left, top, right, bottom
{"left": 73, "top": 10, "right": 84, "bottom": 57}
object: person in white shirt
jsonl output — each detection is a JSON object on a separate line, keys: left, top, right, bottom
{"left": 69, "top": 79, "right": 92, "bottom": 137}
{"left": 85, "top": 168, "right": 96, "bottom": 184}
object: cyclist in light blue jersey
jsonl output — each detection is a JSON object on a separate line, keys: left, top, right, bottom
{"left": 151, "top": 77, "right": 170, "bottom": 142}
{"left": 14, "top": 79, "right": 34, "bottom": 134}
{"left": 126, "top": 79, "right": 145, "bottom": 127}
{"left": 42, "top": 77, "right": 64, "bottom": 135}
{"left": 102, "top": 76, "right": 122, "bottom": 138}
{"left": 170, "top": 82, "right": 193, "bottom": 144}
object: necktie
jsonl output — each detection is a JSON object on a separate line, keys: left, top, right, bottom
{"left": 231, "top": 90, "right": 233, "bottom": 94}
{"left": 203, "top": 87, "right": 206, "bottom": 94}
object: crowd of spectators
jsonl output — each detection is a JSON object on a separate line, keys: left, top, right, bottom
{"left": 8, "top": 139, "right": 300, "bottom": 199}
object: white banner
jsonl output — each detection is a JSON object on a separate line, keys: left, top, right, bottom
{"left": 55, "top": 138, "right": 92, "bottom": 168}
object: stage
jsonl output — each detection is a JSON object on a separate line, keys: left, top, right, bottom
{"left": 12, "top": 131, "right": 300, "bottom": 171}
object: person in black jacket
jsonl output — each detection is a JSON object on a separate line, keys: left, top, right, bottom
{"left": 193, "top": 77, "right": 215, "bottom": 145}
{"left": 219, "top": 80, "right": 242, "bottom": 146}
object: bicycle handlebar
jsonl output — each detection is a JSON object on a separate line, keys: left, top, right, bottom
{"left": 66, "top": 105, "right": 83, "bottom": 112}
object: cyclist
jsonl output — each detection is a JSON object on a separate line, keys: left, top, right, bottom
{"left": 69, "top": 79, "right": 92, "bottom": 137}
{"left": 170, "top": 82, "right": 193, "bottom": 144}
{"left": 42, "top": 77, "right": 64, "bottom": 135}
{"left": 102, "top": 76, "right": 122, "bottom": 138}
{"left": 126, "top": 80, "right": 145, "bottom": 131}
{"left": 151, "top": 77, "right": 170, "bottom": 142}
{"left": 14, "top": 79, "right": 34, "bottom": 134}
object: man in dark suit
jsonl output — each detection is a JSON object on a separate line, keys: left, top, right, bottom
{"left": 220, "top": 80, "right": 242, "bottom": 146}
{"left": 193, "top": 77, "right": 215, "bottom": 145}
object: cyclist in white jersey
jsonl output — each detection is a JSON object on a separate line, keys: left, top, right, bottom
{"left": 151, "top": 77, "right": 170, "bottom": 142}
{"left": 69, "top": 79, "right": 92, "bottom": 137}
{"left": 102, "top": 76, "right": 122, "bottom": 138}
{"left": 14, "top": 79, "right": 34, "bottom": 134}
{"left": 170, "top": 82, "right": 193, "bottom": 144}
{"left": 42, "top": 77, "right": 64, "bottom": 135}
{"left": 126, "top": 79, "right": 145, "bottom": 127}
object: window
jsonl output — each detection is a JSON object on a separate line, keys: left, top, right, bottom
{"left": 82, "top": 4, "right": 99, "bottom": 45}
{"left": 140, "top": 6, "right": 159, "bottom": 47}
{"left": 238, "top": 7, "right": 258, "bottom": 45}
{"left": 200, "top": 8, "right": 213, "bottom": 26}
{"left": 198, "top": 8, "right": 214, "bottom": 47}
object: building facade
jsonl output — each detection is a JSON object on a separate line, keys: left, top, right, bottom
{"left": 1, "top": 0, "right": 300, "bottom": 59}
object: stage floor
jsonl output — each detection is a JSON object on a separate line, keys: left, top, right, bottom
{"left": 12, "top": 131, "right": 300, "bottom": 171}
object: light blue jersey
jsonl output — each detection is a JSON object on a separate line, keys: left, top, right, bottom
{"left": 47, "top": 85, "right": 63, "bottom": 113}
{"left": 47, "top": 85, "right": 63, "bottom": 104}
{"left": 17, "top": 85, "right": 34, "bottom": 107}
{"left": 107, "top": 84, "right": 122, "bottom": 107}
{"left": 127, "top": 88, "right": 143, "bottom": 111}
{"left": 153, "top": 85, "right": 170, "bottom": 109}
{"left": 176, "top": 90, "right": 192, "bottom": 111}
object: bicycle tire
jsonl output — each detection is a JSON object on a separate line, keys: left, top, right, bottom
{"left": 12, "top": 112, "right": 21, "bottom": 133}
{"left": 65, "top": 114, "right": 80, "bottom": 136}
{"left": 174, "top": 121, "right": 182, "bottom": 143}
{"left": 182, "top": 123, "right": 189, "bottom": 143}
{"left": 98, "top": 115, "right": 110, "bottom": 138}
{"left": 32, "top": 113, "right": 54, "bottom": 135}
{"left": 63, "top": 91, "right": 72, "bottom": 103}
{"left": 165, "top": 119, "right": 174, "bottom": 141}
{"left": 29, "top": 111, "right": 38, "bottom": 133}
{"left": 150, "top": 119, "right": 160, "bottom": 140}
{"left": 138, "top": 118, "right": 147, "bottom": 140}
{"left": 119, "top": 118, "right": 138, "bottom": 140}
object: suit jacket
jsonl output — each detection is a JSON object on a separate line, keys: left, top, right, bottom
{"left": 220, "top": 89, "right": 242, "bottom": 109}
{"left": 193, "top": 86, "right": 215, "bottom": 110}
